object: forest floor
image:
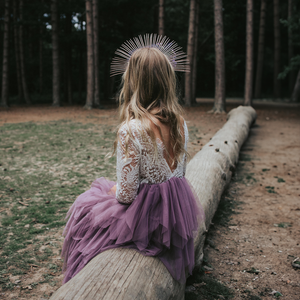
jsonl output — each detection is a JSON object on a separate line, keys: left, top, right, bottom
{"left": 0, "top": 104, "right": 299, "bottom": 300}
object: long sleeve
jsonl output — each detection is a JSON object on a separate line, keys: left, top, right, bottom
{"left": 116, "top": 122, "right": 141, "bottom": 204}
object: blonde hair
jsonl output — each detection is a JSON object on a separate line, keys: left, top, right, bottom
{"left": 113, "top": 47, "right": 186, "bottom": 166}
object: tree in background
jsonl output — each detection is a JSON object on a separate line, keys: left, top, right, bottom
{"left": 278, "top": 0, "right": 299, "bottom": 101}
{"left": 19, "top": 0, "right": 31, "bottom": 104}
{"left": 0, "top": 0, "right": 297, "bottom": 106}
{"left": 288, "top": 0, "right": 295, "bottom": 93}
{"left": 254, "top": 0, "right": 266, "bottom": 99}
{"left": 13, "top": 0, "right": 23, "bottom": 102}
{"left": 39, "top": 0, "right": 44, "bottom": 95}
{"left": 185, "top": 0, "right": 197, "bottom": 107}
{"left": 191, "top": 0, "right": 199, "bottom": 105}
{"left": 51, "top": 0, "right": 60, "bottom": 106}
{"left": 291, "top": 69, "right": 300, "bottom": 101}
{"left": 158, "top": 0, "right": 164, "bottom": 36}
{"left": 210, "top": 0, "right": 226, "bottom": 113}
{"left": 1, "top": 0, "right": 10, "bottom": 107}
{"left": 273, "top": 0, "right": 281, "bottom": 99}
{"left": 64, "top": 0, "right": 73, "bottom": 104}
{"left": 244, "top": 0, "right": 253, "bottom": 106}
{"left": 93, "top": 0, "right": 100, "bottom": 107}
{"left": 85, "top": 0, "right": 94, "bottom": 109}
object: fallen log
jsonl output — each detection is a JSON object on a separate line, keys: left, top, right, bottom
{"left": 51, "top": 106, "right": 257, "bottom": 300}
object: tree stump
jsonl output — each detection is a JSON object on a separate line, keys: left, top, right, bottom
{"left": 50, "top": 106, "right": 257, "bottom": 300}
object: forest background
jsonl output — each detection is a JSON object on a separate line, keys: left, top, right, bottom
{"left": 0, "top": 0, "right": 300, "bottom": 109}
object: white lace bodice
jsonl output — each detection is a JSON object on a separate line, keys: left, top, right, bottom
{"left": 116, "top": 119, "right": 188, "bottom": 204}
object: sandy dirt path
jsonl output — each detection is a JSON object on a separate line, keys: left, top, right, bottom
{"left": 197, "top": 112, "right": 300, "bottom": 299}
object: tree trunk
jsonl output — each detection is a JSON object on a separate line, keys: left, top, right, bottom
{"left": 19, "top": 0, "right": 31, "bottom": 105}
{"left": 191, "top": 0, "right": 199, "bottom": 106}
{"left": 13, "top": 0, "right": 23, "bottom": 102}
{"left": 254, "top": 0, "right": 266, "bottom": 99}
{"left": 1, "top": 0, "right": 10, "bottom": 107}
{"left": 78, "top": 47, "right": 83, "bottom": 103}
{"left": 244, "top": 0, "right": 253, "bottom": 106}
{"left": 39, "top": 0, "right": 44, "bottom": 95}
{"left": 65, "top": 1, "right": 72, "bottom": 105}
{"left": 288, "top": 0, "right": 295, "bottom": 94}
{"left": 93, "top": 0, "right": 100, "bottom": 107}
{"left": 51, "top": 0, "right": 60, "bottom": 106}
{"left": 39, "top": 38, "right": 43, "bottom": 95}
{"left": 211, "top": 0, "right": 226, "bottom": 113}
{"left": 49, "top": 106, "right": 257, "bottom": 300}
{"left": 158, "top": 0, "right": 164, "bottom": 36}
{"left": 291, "top": 68, "right": 300, "bottom": 102}
{"left": 28, "top": 26, "right": 33, "bottom": 63}
{"left": 85, "top": 0, "right": 94, "bottom": 109}
{"left": 185, "top": 0, "right": 197, "bottom": 107}
{"left": 273, "top": 0, "right": 281, "bottom": 99}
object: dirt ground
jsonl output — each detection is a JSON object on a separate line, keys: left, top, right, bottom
{"left": 0, "top": 104, "right": 299, "bottom": 300}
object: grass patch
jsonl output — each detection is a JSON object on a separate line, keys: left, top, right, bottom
{"left": 265, "top": 186, "right": 276, "bottom": 193}
{"left": 274, "top": 222, "right": 292, "bottom": 228}
{"left": 0, "top": 120, "right": 116, "bottom": 290}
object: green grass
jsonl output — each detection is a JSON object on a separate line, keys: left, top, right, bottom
{"left": 265, "top": 186, "right": 276, "bottom": 193}
{"left": 0, "top": 120, "right": 116, "bottom": 290}
{"left": 274, "top": 222, "right": 292, "bottom": 228}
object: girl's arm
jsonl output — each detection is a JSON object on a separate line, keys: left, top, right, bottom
{"left": 115, "top": 123, "right": 140, "bottom": 204}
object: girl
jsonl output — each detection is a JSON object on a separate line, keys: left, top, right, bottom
{"left": 61, "top": 34, "right": 204, "bottom": 284}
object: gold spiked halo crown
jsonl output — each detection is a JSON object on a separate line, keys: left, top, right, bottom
{"left": 110, "top": 33, "right": 189, "bottom": 76}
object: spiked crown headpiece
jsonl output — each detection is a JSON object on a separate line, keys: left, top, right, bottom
{"left": 110, "top": 34, "right": 189, "bottom": 76}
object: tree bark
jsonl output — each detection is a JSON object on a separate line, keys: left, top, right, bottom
{"left": 211, "top": 0, "right": 226, "bottom": 113}
{"left": 291, "top": 68, "right": 300, "bottom": 102}
{"left": 39, "top": 0, "right": 44, "bottom": 95}
{"left": 185, "top": 0, "right": 197, "bottom": 107}
{"left": 244, "top": 0, "right": 253, "bottom": 106}
{"left": 65, "top": 1, "right": 72, "bottom": 105}
{"left": 1, "top": 0, "right": 10, "bottom": 107}
{"left": 92, "top": 0, "right": 100, "bottom": 107}
{"left": 254, "top": 0, "right": 266, "bottom": 99}
{"left": 77, "top": 16, "right": 84, "bottom": 103}
{"left": 85, "top": 0, "right": 94, "bottom": 109}
{"left": 19, "top": 0, "right": 31, "bottom": 105}
{"left": 13, "top": 0, "right": 23, "bottom": 102}
{"left": 288, "top": 0, "right": 295, "bottom": 94}
{"left": 49, "top": 106, "right": 257, "bottom": 300}
{"left": 273, "top": 0, "right": 281, "bottom": 99}
{"left": 158, "top": 0, "right": 164, "bottom": 36}
{"left": 191, "top": 0, "right": 199, "bottom": 106}
{"left": 51, "top": 0, "right": 60, "bottom": 106}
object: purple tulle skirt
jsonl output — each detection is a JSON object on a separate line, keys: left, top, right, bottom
{"left": 61, "top": 177, "right": 204, "bottom": 284}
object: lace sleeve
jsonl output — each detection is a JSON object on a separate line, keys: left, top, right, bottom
{"left": 183, "top": 120, "right": 189, "bottom": 176}
{"left": 116, "top": 122, "right": 140, "bottom": 204}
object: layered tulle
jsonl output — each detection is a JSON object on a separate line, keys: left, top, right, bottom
{"left": 61, "top": 177, "right": 204, "bottom": 284}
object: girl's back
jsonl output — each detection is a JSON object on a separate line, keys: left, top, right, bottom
{"left": 61, "top": 35, "right": 203, "bottom": 285}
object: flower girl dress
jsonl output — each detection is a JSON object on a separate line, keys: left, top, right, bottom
{"left": 61, "top": 119, "right": 203, "bottom": 284}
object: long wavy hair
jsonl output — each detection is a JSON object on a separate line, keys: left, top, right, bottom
{"left": 113, "top": 47, "right": 186, "bottom": 167}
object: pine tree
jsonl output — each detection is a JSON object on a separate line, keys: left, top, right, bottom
{"left": 51, "top": 0, "right": 60, "bottom": 106}
{"left": 1, "top": 0, "right": 10, "bottom": 107}
{"left": 244, "top": 0, "right": 253, "bottom": 106}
